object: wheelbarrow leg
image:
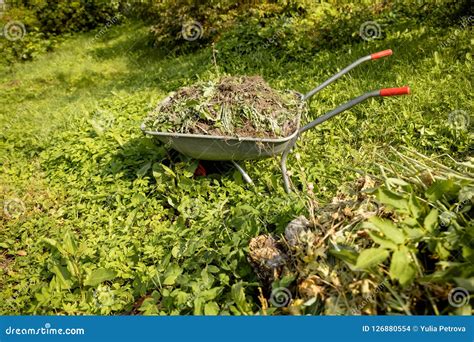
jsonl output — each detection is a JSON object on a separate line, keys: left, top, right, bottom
{"left": 281, "top": 136, "right": 298, "bottom": 193}
{"left": 281, "top": 149, "right": 291, "bottom": 193}
{"left": 231, "top": 161, "right": 253, "bottom": 185}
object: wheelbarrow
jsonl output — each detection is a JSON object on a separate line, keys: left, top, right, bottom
{"left": 141, "top": 49, "right": 410, "bottom": 193}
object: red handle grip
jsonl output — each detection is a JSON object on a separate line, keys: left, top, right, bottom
{"left": 379, "top": 86, "right": 410, "bottom": 96}
{"left": 371, "top": 49, "right": 393, "bottom": 60}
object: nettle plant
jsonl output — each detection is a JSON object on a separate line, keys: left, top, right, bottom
{"left": 356, "top": 171, "right": 473, "bottom": 292}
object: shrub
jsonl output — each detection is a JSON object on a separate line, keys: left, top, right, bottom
{"left": 146, "top": 0, "right": 472, "bottom": 58}
{"left": 0, "top": 0, "right": 120, "bottom": 64}
{"left": 30, "top": 0, "right": 119, "bottom": 35}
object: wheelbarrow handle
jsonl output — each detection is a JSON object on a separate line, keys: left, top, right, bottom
{"left": 379, "top": 86, "right": 410, "bottom": 96}
{"left": 299, "top": 86, "right": 410, "bottom": 133}
{"left": 302, "top": 49, "right": 393, "bottom": 101}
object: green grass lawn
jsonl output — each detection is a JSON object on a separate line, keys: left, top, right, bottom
{"left": 0, "top": 17, "right": 472, "bottom": 314}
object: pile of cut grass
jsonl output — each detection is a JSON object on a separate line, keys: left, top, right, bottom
{"left": 143, "top": 75, "right": 305, "bottom": 138}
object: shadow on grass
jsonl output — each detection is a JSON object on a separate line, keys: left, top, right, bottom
{"left": 104, "top": 133, "right": 239, "bottom": 186}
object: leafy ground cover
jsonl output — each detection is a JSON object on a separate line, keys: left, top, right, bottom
{"left": 0, "top": 6, "right": 472, "bottom": 315}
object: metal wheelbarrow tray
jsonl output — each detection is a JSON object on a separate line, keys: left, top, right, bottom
{"left": 141, "top": 49, "right": 411, "bottom": 193}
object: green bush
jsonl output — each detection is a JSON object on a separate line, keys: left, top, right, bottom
{"left": 0, "top": 0, "right": 120, "bottom": 64}
{"left": 31, "top": 0, "right": 119, "bottom": 35}
{"left": 146, "top": 0, "right": 472, "bottom": 57}
{"left": 147, "top": 0, "right": 243, "bottom": 49}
